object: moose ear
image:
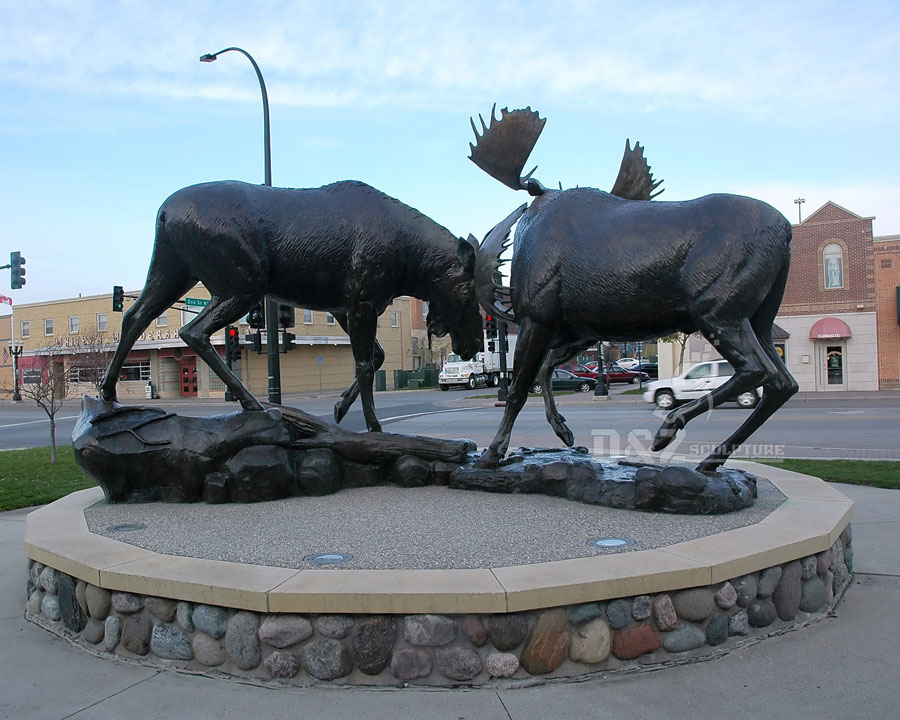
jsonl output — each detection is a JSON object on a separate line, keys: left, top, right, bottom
{"left": 457, "top": 235, "right": 478, "bottom": 274}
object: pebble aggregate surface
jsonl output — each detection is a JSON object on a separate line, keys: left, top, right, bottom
{"left": 84, "top": 480, "right": 785, "bottom": 570}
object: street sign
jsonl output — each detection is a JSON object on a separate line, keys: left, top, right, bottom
{"left": 184, "top": 297, "right": 209, "bottom": 307}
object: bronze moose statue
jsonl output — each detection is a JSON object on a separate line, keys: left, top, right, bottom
{"left": 469, "top": 106, "right": 798, "bottom": 473}
{"left": 99, "top": 180, "right": 483, "bottom": 431}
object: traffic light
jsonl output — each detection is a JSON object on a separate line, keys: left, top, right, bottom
{"left": 278, "top": 303, "right": 295, "bottom": 328}
{"left": 283, "top": 331, "right": 295, "bottom": 352}
{"left": 10, "top": 251, "right": 25, "bottom": 289}
{"left": 112, "top": 285, "right": 124, "bottom": 312}
{"left": 247, "top": 300, "right": 265, "bottom": 329}
{"left": 225, "top": 325, "right": 241, "bottom": 360}
{"left": 247, "top": 331, "right": 262, "bottom": 353}
{"left": 484, "top": 313, "right": 498, "bottom": 340}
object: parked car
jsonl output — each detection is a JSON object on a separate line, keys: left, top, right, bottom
{"left": 634, "top": 361, "right": 658, "bottom": 378}
{"left": 642, "top": 359, "right": 760, "bottom": 409}
{"left": 530, "top": 369, "right": 597, "bottom": 394}
{"left": 557, "top": 362, "right": 598, "bottom": 379}
{"left": 604, "top": 363, "right": 649, "bottom": 384}
{"left": 583, "top": 360, "right": 600, "bottom": 371}
{"left": 615, "top": 357, "right": 640, "bottom": 369}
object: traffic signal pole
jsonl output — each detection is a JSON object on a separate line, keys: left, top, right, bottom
{"left": 497, "top": 320, "right": 510, "bottom": 403}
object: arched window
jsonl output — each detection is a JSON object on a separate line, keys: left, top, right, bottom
{"left": 823, "top": 243, "right": 843, "bottom": 289}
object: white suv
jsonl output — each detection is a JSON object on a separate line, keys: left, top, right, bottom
{"left": 642, "top": 360, "right": 760, "bottom": 409}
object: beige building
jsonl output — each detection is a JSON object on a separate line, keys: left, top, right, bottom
{"left": 10, "top": 284, "right": 417, "bottom": 401}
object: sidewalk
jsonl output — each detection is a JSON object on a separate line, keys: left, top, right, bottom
{"left": 1, "top": 482, "right": 898, "bottom": 719}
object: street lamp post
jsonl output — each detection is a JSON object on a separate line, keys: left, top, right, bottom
{"left": 201, "top": 47, "right": 282, "bottom": 405}
{"left": 794, "top": 197, "right": 805, "bottom": 224}
{"left": 8, "top": 344, "right": 23, "bottom": 402}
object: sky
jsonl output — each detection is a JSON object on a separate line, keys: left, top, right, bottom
{"left": 2, "top": 0, "right": 899, "bottom": 316}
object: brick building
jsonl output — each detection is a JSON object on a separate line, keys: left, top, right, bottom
{"left": 776, "top": 202, "right": 878, "bottom": 391}
{"left": 9, "top": 285, "right": 416, "bottom": 401}
{"left": 874, "top": 234, "right": 900, "bottom": 389}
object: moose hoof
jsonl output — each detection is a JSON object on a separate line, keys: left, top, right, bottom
{"left": 651, "top": 427, "right": 678, "bottom": 451}
{"left": 474, "top": 449, "right": 501, "bottom": 469}
{"left": 333, "top": 401, "right": 349, "bottom": 424}
{"left": 552, "top": 422, "right": 575, "bottom": 447}
{"left": 695, "top": 453, "right": 725, "bottom": 474}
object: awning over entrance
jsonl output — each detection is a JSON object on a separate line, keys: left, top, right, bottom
{"left": 808, "top": 317, "right": 852, "bottom": 340}
{"left": 772, "top": 322, "right": 790, "bottom": 340}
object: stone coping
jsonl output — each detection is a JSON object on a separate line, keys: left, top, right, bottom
{"left": 24, "top": 461, "right": 853, "bottom": 614}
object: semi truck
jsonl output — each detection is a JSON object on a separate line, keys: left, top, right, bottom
{"left": 438, "top": 334, "right": 517, "bottom": 390}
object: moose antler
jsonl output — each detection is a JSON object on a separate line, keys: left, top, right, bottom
{"left": 610, "top": 139, "right": 664, "bottom": 201}
{"left": 469, "top": 105, "right": 546, "bottom": 191}
{"left": 473, "top": 204, "right": 527, "bottom": 323}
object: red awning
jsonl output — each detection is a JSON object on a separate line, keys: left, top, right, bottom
{"left": 808, "top": 317, "right": 852, "bottom": 340}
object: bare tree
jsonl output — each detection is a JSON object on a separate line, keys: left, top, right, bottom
{"left": 18, "top": 341, "right": 70, "bottom": 464}
{"left": 66, "top": 326, "right": 115, "bottom": 395}
{"left": 659, "top": 332, "right": 698, "bottom": 375}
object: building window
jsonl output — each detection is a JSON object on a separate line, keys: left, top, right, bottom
{"left": 20, "top": 321, "right": 30, "bottom": 338}
{"left": 68, "top": 366, "right": 103, "bottom": 383}
{"left": 823, "top": 243, "right": 844, "bottom": 289}
{"left": 118, "top": 360, "right": 151, "bottom": 382}
{"left": 391, "top": 311, "right": 400, "bottom": 328}
{"left": 326, "top": 313, "right": 336, "bottom": 326}
{"left": 304, "top": 309, "right": 313, "bottom": 325}
{"left": 44, "top": 318, "right": 54, "bottom": 336}
{"left": 23, "top": 368, "right": 43, "bottom": 385}
{"left": 422, "top": 301, "right": 429, "bottom": 321}
{"left": 97, "top": 313, "right": 108, "bottom": 332}
{"left": 156, "top": 313, "right": 168, "bottom": 327}
{"left": 69, "top": 316, "right": 79, "bottom": 334}
{"left": 881, "top": 259, "right": 892, "bottom": 269}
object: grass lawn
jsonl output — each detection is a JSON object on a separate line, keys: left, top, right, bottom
{"left": 752, "top": 458, "right": 900, "bottom": 490}
{"left": 0, "top": 446, "right": 97, "bottom": 511}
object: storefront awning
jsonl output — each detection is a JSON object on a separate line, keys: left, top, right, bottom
{"left": 808, "top": 317, "right": 852, "bottom": 340}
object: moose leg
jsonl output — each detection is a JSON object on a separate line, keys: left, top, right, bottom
{"left": 332, "top": 311, "right": 386, "bottom": 424}
{"left": 476, "top": 318, "right": 553, "bottom": 468}
{"left": 346, "top": 304, "right": 382, "bottom": 433}
{"left": 100, "top": 251, "right": 195, "bottom": 402}
{"left": 179, "top": 295, "right": 264, "bottom": 411}
{"left": 697, "top": 275, "right": 799, "bottom": 472}
{"left": 652, "top": 318, "right": 780, "bottom": 464}
{"left": 538, "top": 340, "right": 595, "bottom": 446}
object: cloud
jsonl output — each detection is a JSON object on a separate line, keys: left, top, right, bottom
{"left": 2, "top": 0, "right": 898, "bottom": 120}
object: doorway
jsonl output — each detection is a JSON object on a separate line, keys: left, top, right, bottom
{"left": 816, "top": 342, "right": 846, "bottom": 391}
{"left": 179, "top": 356, "right": 198, "bottom": 397}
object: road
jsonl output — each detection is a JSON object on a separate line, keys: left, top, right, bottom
{"left": 2, "top": 386, "right": 899, "bottom": 461}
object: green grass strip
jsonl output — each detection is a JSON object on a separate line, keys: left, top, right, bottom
{"left": 752, "top": 458, "right": 900, "bottom": 490}
{"left": 0, "top": 446, "right": 98, "bottom": 511}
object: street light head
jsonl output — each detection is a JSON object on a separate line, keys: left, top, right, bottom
{"left": 200, "top": 53, "right": 218, "bottom": 63}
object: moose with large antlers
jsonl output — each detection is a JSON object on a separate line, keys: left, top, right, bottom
{"left": 469, "top": 106, "right": 798, "bottom": 472}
